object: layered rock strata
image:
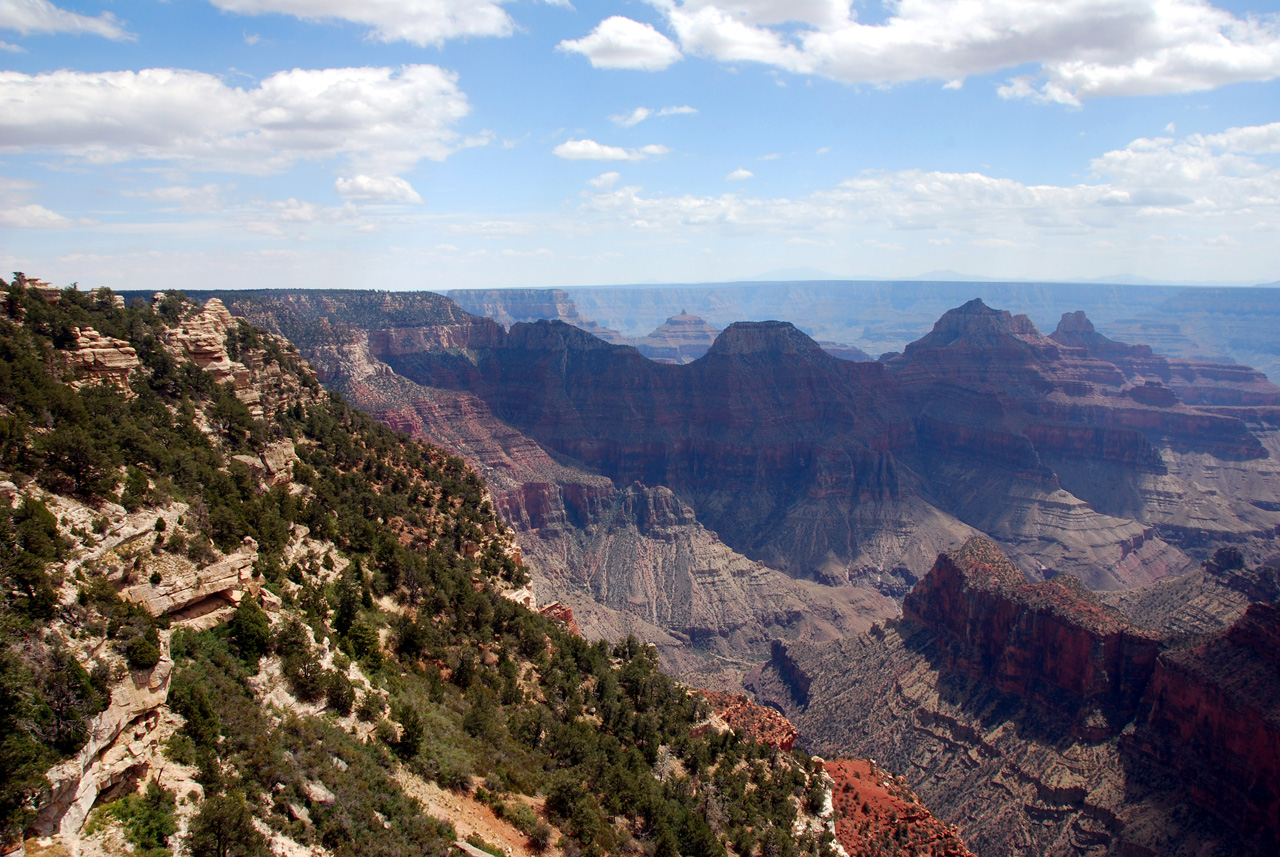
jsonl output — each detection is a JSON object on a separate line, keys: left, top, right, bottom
{"left": 748, "top": 540, "right": 1280, "bottom": 856}
{"left": 196, "top": 290, "right": 1280, "bottom": 676}
{"left": 633, "top": 312, "right": 721, "bottom": 363}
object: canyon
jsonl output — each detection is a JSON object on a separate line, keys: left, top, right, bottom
{"left": 182, "top": 288, "right": 1280, "bottom": 693}
{"left": 747, "top": 540, "right": 1280, "bottom": 856}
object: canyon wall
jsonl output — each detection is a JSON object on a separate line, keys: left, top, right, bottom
{"left": 749, "top": 541, "right": 1280, "bottom": 856}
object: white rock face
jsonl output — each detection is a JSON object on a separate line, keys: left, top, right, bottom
{"left": 69, "top": 327, "right": 140, "bottom": 393}
{"left": 121, "top": 551, "right": 255, "bottom": 616}
{"left": 32, "top": 642, "right": 174, "bottom": 847}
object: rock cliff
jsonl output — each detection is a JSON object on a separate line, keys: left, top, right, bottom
{"left": 748, "top": 541, "right": 1280, "bottom": 856}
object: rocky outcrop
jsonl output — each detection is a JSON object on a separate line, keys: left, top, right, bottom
{"left": 120, "top": 548, "right": 256, "bottom": 617}
{"left": 68, "top": 328, "right": 139, "bottom": 392}
{"left": 823, "top": 759, "right": 974, "bottom": 857}
{"left": 695, "top": 690, "right": 798, "bottom": 750}
{"left": 902, "top": 538, "right": 1161, "bottom": 731}
{"left": 750, "top": 542, "right": 1280, "bottom": 856}
{"left": 31, "top": 644, "right": 174, "bottom": 843}
{"left": 634, "top": 312, "right": 720, "bottom": 363}
{"left": 537, "top": 602, "right": 581, "bottom": 636}
{"left": 1140, "top": 602, "right": 1280, "bottom": 848}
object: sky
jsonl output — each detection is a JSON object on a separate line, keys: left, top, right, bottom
{"left": 1, "top": 0, "right": 1279, "bottom": 292}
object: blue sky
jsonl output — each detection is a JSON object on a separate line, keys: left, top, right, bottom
{"left": 2, "top": 0, "right": 1279, "bottom": 292}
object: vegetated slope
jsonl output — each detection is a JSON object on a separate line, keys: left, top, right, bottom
{"left": 181, "top": 289, "right": 1280, "bottom": 687}
{"left": 1, "top": 278, "right": 840, "bottom": 857}
{"left": 747, "top": 540, "right": 1280, "bottom": 857}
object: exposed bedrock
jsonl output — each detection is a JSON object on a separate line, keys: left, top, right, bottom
{"left": 749, "top": 541, "right": 1280, "bottom": 856}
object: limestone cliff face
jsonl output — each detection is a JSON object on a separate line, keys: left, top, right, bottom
{"left": 750, "top": 542, "right": 1280, "bottom": 856}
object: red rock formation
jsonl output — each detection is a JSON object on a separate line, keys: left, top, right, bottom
{"left": 695, "top": 690, "right": 798, "bottom": 750}
{"left": 902, "top": 538, "right": 1162, "bottom": 730}
{"left": 1140, "top": 601, "right": 1280, "bottom": 848}
{"left": 537, "top": 601, "right": 581, "bottom": 636}
{"left": 756, "top": 543, "right": 1280, "bottom": 856}
{"left": 823, "top": 759, "right": 975, "bottom": 857}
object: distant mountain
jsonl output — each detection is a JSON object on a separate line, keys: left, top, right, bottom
{"left": 903, "top": 269, "right": 1005, "bottom": 282}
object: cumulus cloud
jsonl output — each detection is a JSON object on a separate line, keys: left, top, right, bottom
{"left": 553, "top": 139, "right": 670, "bottom": 160}
{"left": 651, "top": 0, "right": 1280, "bottom": 103}
{"left": 559, "top": 15, "right": 683, "bottom": 70}
{"left": 334, "top": 174, "right": 424, "bottom": 203}
{"left": 726, "top": 167, "right": 753, "bottom": 180}
{"left": 206, "top": 0, "right": 512, "bottom": 46}
{"left": 0, "top": 65, "right": 474, "bottom": 175}
{"left": 610, "top": 104, "right": 697, "bottom": 126}
{"left": 0, "top": 0, "right": 132, "bottom": 40}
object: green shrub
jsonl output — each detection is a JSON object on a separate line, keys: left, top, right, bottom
{"left": 228, "top": 598, "right": 270, "bottom": 665}
{"left": 186, "top": 791, "right": 268, "bottom": 857}
{"left": 125, "top": 626, "right": 162, "bottom": 670}
{"left": 325, "top": 670, "right": 355, "bottom": 716}
{"left": 87, "top": 779, "right": 177, "bottom": 856}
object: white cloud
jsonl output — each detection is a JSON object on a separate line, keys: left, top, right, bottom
{"left": 553, "top": 139, "right": 669, "bottom": 160}
{"left": 610, "top": 104, "right": 697, "bottom": 126}
{"left": 0, "top": 65, "right": 474, "bottom": 176}
{"left": 124, "top": 183, "right": 229, "bottom": 213}
{"left": 559, "top": 15, "right": 683, "bottom": 71}
{"left": 0, "top": 39, "right": 23, "bottom": 51}
{"left": 573, "top": 121, "right": 1280, "bottom": 241}
{"left": 0, "top": 0, "right": 132, "bottom": 40}
{"left": 611, "top": 107, "right": 652, "bottom": 127}
{"left": 0, "top": 203, "right": 72, "bottom": 227}
{"left": 726, "top": 167, "right": 754, "bottom": 180}
{"left": 653, "top": 0, "right": 1280, "bottom": 103}
{"left": 206, "top": 0, "right": 512, "bottom": 46}
{"left": 588, "top": 171, "right": 621, "bottom": 189}
{"left": 334, "top": 174, "right": 424, "bottom": 203}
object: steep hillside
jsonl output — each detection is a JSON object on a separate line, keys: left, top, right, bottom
{"left": 747, "top": 540, "right": 1280, "bottom": 856}
{"left": 1, "top": 279, "right": 840, "bottom": 857}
